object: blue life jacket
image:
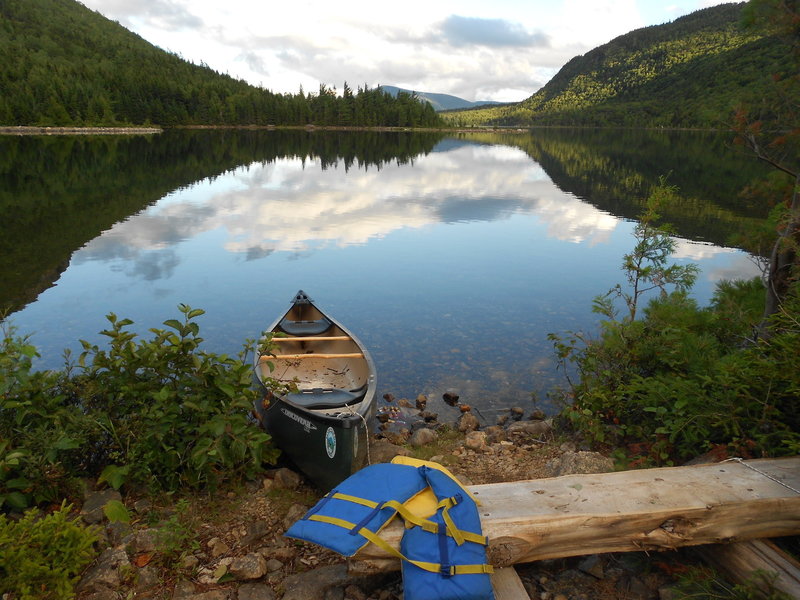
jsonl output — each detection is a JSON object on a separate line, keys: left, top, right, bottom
{"left": 285, "top": 460, "right": 494, "bottom": 600}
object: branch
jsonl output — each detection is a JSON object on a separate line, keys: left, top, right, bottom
{"left": 742, "top": 133, "right": 798, "bottom": 178}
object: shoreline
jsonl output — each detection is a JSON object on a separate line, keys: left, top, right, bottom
{"left": 0, "top": 124, "right": 730, "bottom": 137}
{"left": 0, "top": 126, "right": 163, "bottom": 136}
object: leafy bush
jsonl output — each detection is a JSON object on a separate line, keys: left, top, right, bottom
{"left": 0, "top": 325, "right": 91, "bottom": 510}
{"left": 72, "top": 304, "right": 280, "bottom": 492}
{"left": 1, "top": 305, "right": 281, "bottom": 509}
{"left": 0, "top": 502, "right": 98, "bottom": 600}
{"left": 551, "top": 185, "right": 800, "bottom": 464}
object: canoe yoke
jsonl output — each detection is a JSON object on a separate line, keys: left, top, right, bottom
{"left": 286, "top": 385, "right": 367, "bottom": 410}
{"left": 279, "top": 316, "right": 332, "bottom": 336}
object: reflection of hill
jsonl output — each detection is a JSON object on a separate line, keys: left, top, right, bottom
{"left": 0, "top": 130, "right": 444, "bottom": 313}
{"left": 449, "top": 129, "right": 771, "bottom": 249}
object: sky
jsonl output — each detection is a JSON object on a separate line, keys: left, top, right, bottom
{"left": 79, "top": 0, "right": 734, "bottom": 103}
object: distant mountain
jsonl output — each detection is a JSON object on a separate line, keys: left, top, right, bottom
{"left": 444, "top": 3, "right": 791, "bottom": 128}
{"left": 380, "top": 86, "right": 502, "bottom": 112}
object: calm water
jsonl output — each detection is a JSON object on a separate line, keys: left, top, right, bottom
{"left": 0, "top": 129, "right": 769, "bottom": 420}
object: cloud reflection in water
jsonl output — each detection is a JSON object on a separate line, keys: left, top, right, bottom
{"left": 76, "top": 143, "right": 621, "bottom": 275}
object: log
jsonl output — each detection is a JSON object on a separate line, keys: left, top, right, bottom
{"left": 351, "top": 457, "right": 800, "bottom": 571}
{"left": 490, "top": 567, "right": 529, "bottom": 600}
{"left": 695, "top": 539, "right": 800, "bottom": 598}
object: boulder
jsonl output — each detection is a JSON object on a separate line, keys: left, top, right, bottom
{"left": 80, "top": 489, "right": 123, "bottom": 524}
{"left": 507, "top": 420, "right": 552, "bottom": 438}
{"left": 281, "top": 564, "right": 350, "bottom": 600}
{"left": 283, "top": 503, "right": 308, "bottom": 530}
{"left": 483, "top": 425, "right": 507, "bottom": 444}
{"left": 134, "top": 564, "right": 160, "bottom": 592}
{"left": 172, "top": 579, "right": 197, "bottom": 599}
{"left": 457, "top": 411, "right": 480, "bottom": 433}
{"left": 464, "top": 430, "right": 488, "bottom": 452}
{"left": 230, "top": 552, "right": 268, "bottom": 580}
{"left": 239, "top": 582, "right": 277, "bottom": 600}
{"left": 123, "top": 527, "right": 159, "bottom": 554}
{"left": 76, "top": 546, "right": 131, "bottom": 593}
{"left": 266, "top": 558, "right": 284, "bottom": 572}
{"left": 408, "top": 427, "right": 438, "bottom": 448}
{"left": 273, "top": 468, "right": 302, "bottom": 490}
{"left": 241, "top": 520, "right": 270, "bottom": 548}
{"left": 207, "top": 536, "right": 231, "bottom": 558}
{"left": 368, "top": 439, "right": 410, "bottom": 463}
{"left": 421, "top": 411, "right": 438, "bottom": 423}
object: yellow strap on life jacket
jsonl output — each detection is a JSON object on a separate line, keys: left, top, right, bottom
{"left": 325, "top": 495, "right": 487, "bottom": 546}
{"left": 307, "top": 514, "right": 493, "bottom": 576}
{"left": 329, "top": 492, "right": 380, "bottom": 509}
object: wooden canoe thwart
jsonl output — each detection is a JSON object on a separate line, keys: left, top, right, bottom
{"left": 350, "top": 457, "right": 800, "bottom": 571}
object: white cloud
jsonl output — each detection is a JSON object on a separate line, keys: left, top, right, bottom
{"left": 80, "top": 0, "right": 735, "bottom": 102}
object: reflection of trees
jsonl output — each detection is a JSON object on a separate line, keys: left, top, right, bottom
{"left": 0, "top": 130, "right": 445, "bottom": 313}
{"left": 450, "top": 129, "right": 772, "bottom": 249}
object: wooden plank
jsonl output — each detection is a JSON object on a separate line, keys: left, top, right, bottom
{"left": 695, "top": 539, "right": 800, "bottom": 598}
{"left": 351, "top": 457, "right": 800, "bottom": 571}
{"left": 491, "top": 567, "right": 529, "bottom": 600}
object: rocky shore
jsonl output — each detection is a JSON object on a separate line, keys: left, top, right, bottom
{"left": 72, "top": 394, "right": 685, "bottom": 600}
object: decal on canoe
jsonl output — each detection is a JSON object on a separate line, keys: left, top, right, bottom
{"left": 325, "top": 427, "right": 336, "bottom": 459}
{"left": 281, "top": 408, "right": 317, "bottom": 432}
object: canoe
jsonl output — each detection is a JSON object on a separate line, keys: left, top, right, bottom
{"left": 253, "top": 290, "right": 377, "bottom": 490}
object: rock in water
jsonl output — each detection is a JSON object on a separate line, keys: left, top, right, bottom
{"left": 409, "top": 427, "right": 438, "bottom": 447}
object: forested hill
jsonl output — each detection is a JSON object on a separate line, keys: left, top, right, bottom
{"left": 0, "top": 0, "right": 442, "bottom": 128}
{"left": 444, "top": 2, "right": 791, "bottom": 128}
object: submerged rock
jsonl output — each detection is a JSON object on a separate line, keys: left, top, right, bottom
{"left": 442, "top": 390, "right": 460, "bottom": 406}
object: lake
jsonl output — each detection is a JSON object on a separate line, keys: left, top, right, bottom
{"left": 0, "top": 128, "right": 770, "bottom": 420}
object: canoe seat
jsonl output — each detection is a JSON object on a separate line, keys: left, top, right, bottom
{"left": 279, "top": 317, "right": 332, "bottom": 336}
{"left": 286, "top": 386, "right": 366, "bottom": 410}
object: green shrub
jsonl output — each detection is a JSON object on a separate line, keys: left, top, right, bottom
{"left": 550, "top": 183, "right": 800, "bottom": 463}
{"left": 1, "top": 305, "right": 282, "bottom": 509}
{"left": 0, "top": 502, "right": 98, "bottom": 600}
{"left": 73, "top": 304, "right": 281, "bottom": 492}
{"left": 556, "top": 277, "right": 800, "bottom": 463}
{"left": 1, "top": 325, "right": 93, "bottom": 510}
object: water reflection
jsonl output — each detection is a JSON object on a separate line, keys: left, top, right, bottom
{"left": 75, "top": 143, "right": 624, "bottom": 277}
{"left": 3, "top": 131, "right": 766, "bottom": 419}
